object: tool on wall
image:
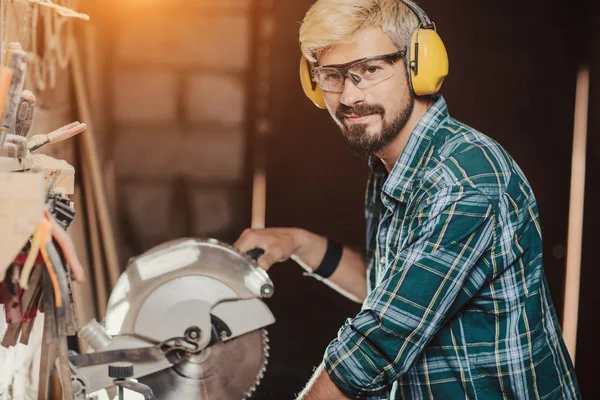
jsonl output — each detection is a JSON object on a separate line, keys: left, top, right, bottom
{"left": 1, "top": 0, "right": 95, "bottom": 394}
{"left": 0, "top": 177, "right": 86, "bottom": 400}
{"left": 0, "top": 43, "right": 27, "bottom": 149}
{"left": 15, "top": 89, "right": 35, "bottom": 137}
{"left": 28, "top": 121, "right": 87, "bottom": 152}
{"left": 0, "top": 66, "right": 12, "bottom": 127}
{"left": 0, "top": 37, "right": 89, "bottom": 400}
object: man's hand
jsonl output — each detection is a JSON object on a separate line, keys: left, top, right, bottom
{"left": 297, "top": 364, "right": 352, "bottom": 400}
{"left": 234, "top": 227, "right": 368, "bottom": 302}
{"left": 234, "top": 227, "right": 326, "bottom": 271}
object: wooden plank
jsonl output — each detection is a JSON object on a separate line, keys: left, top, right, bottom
{"left": 69, "top": 186, "right": 98, "bottom": 351}
{"left": 562, "top": 66, "right": 590, "bottom": 365}
{"left": 0, "top": 172, "right": 44, "bottom": 280}
{"left": 0, "top": 155, "right": 32, "bottom": 172}
{"left": 83, "top": 174, "right": 108, "bottom": 319}
{"left": 71, "top": 39, "right": 121, "bottom": 288}
{"left": 29, "top": 154, "right": 75, "bottom": 194}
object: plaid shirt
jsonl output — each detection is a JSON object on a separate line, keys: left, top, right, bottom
{"left": 323, "top": 96, "right": 581, "bottom": 399}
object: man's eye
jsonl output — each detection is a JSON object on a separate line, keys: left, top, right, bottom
{"left": 363, "top": 66, "right": 380, "bottom": 75}
{"left": 323, "top": 73, "right": 339, "bottom": 81}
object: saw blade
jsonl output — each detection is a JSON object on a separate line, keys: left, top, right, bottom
{"left": 139, "top": 329, "right": 269, "bottom": 399}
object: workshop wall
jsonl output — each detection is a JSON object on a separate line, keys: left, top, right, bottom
{"left": 106, "top": 1, "right": 253, "bottom": 263}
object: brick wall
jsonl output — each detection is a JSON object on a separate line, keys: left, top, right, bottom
{"left": 108, "top": 2, "right": 253, "bottom": 261}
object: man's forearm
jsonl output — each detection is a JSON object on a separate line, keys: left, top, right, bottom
{"left": 294, "top": 230, "right": 368, "bottom": 302}
{"left": 297, "top": 364, "right": 353, "bottom": 400}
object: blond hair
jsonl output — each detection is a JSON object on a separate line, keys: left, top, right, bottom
{"left": 299, "top": 0, "right": 420, "bottom": 63}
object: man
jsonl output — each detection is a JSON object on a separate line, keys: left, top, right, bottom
{"left": 234, "top": 0, "right": 581, "bottom": 398}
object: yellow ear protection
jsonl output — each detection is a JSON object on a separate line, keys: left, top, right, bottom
{"left": 300, "top": 56, "right": 327, "bottom": 109}
{"left": 299, "top": 0, "right": 449, "bottom": 109}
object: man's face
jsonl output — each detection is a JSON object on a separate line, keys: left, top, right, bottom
{"left": 318, "top": 27, "right": 414, "bottom": 156}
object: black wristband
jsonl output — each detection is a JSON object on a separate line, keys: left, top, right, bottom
{"left": 313, "top": 238, "right": 343, "bottom": 278}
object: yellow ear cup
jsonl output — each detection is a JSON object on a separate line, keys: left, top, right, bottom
{"left": 300, "top": 55, "right": 327, "bottom": 109}
{"left": 409, "top": 28, "right": 449, "bottom": 96}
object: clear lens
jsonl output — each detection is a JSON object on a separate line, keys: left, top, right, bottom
{"left": 349, "top": 59, "right": 396, "bottom": 83}
{"left": 313, "top": 68, "right": 344, "bottom": 92}
{"left": 313, "top": 58, "right": 398, "bottom": 92}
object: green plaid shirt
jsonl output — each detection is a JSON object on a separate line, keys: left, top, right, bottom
{"left": 323, "top": 96, "right": 581, "bottom": 399}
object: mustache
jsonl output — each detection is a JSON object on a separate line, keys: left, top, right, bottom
{"left": 336, "top": 103, "right": 385, "bottom": 121}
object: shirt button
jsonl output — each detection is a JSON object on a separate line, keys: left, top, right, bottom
{"left": 379, "top": 258, "right": 386, "bottom": 264}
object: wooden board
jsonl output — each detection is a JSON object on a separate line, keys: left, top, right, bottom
{"left": 69, "top": 186, "right": 98, "bottom": 352}
{"left": 0, "top": 172, "right": 44, "bottom": 281}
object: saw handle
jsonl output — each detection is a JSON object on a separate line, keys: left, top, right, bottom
{"left": 247, "top": 248, "right": 265, "bottom": 261}
{"left": 246, "top": 248, "right": 275, "bottom": 296}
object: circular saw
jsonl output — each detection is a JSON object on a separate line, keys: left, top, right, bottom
{"left": 69, "top": 238, "right": 275, "bottom": 399}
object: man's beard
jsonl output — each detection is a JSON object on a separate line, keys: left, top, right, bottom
{"left": 335, "top": 96, "right": 415, "bottom": 156}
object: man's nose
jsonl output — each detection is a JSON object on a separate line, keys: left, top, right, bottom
{"left": 339, "top": 74, "right": 366, "bottom": 107}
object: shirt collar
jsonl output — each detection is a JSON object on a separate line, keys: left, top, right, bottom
{"left": 369, "top": 95, "right": 449, "bottom": 203}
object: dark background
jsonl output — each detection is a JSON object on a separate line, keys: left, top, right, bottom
{"left": 249, "top": 0, "right": 598, "bottom": 398}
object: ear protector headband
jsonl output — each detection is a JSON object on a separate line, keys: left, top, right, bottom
{"left": 299, "top": 0, "right": 449, "bottom": 109}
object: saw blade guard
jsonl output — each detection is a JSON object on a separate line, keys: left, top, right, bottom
{"left": 103, "top": 238, "right": 275, "bottom": 348}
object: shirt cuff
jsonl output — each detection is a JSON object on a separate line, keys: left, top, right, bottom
{"left": 323, "top": 316, "right": 391, "bottom": 399}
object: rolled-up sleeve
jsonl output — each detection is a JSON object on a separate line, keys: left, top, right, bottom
{"left": 324, "top": 186, "right": 496, "bottom": 398}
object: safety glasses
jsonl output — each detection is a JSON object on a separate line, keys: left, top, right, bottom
{"left": 311, "top": 49, "right": 406, "bottom": 93}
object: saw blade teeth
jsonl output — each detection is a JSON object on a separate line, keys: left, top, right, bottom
{"left": 242, "top": 329, "right": 270, "bottom": 399}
